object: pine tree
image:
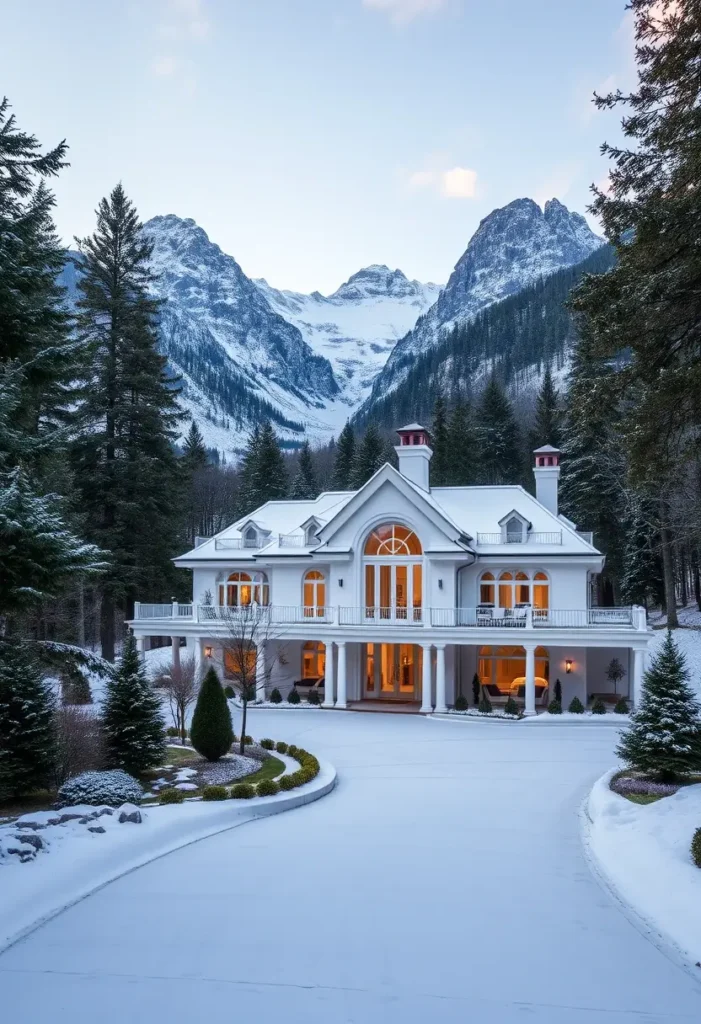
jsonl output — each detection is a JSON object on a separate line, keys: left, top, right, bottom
{"left": 447, "top": 399, "right": 478, "bottom": 485}
{"left": 0, "top": 637, "right": 56, "bottom": 799}
{"left": 332, "top": 422, "right": 356, "bottom": 489}
{"left": 190, "top": 665, "right": 234, "bottom": 762}
{"left": 182, "top": 421, "right": 208, "bottom": 474}
{"left": 290, "top": 440, "right": 318, "bottom": 499}
{"left": 352, "top": 424, "right": 386, "bottom": 488}
{"left": 431, "top": 397, "right": 450, "bottom": 486}
{"left": 71, "top": 185, "right": 183, "bottom": 659}
{"left": 102, "top": 632, "right": 166, "bottom": 776}
{"left": 620, "top": 495, "right": 664, "bottom": 608}
{"left": 477, "top": 377, "right": 522, "bottom": 484}
{"left": 0, "top": 97, "right": 76, "bottom": 441}
{"left": 531, "top": 365, "right": 561, "bottom": 449}
{"left": 256, "top": 420, "right": 288, "bottom": 503}
{"left": 616, "top": 632, "right": 701, "bottom": 782}
{"left": 238, "top": 425, "right": 262, "bottom": 515}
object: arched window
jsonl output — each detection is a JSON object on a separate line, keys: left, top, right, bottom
{"left": 479, "top": 571, "right": 495, "bottom": 606}
{"left": 218, "top": 571, "right": 269, "bottom": 607}
{"left": 478, "top": 569, "right": 549, "bottom": 611}
{"left": 243, "top": 525, "right": 259, "bottom": 549}
{"left": 364, "top": 523, "right": 422, "bottom": 621}
{"left": 364, "top": 523, "right": 422, "bottom": 556}
{"left": 302, "top": 641, "right": 325, "bottom": 679}
{"left": 478, "top": 645, "right": 549, "bottom": 695}
{"left": 303, "top": 570, "right": 326, "bottom": 617}
{"left": 505, "top": 516, "right": 524, "bottom": 543}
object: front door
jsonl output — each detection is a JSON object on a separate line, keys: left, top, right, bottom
{"left": 364, "top": 643, "right": 421, "bottom": 700}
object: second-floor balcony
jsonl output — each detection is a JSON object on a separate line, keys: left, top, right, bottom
{"left": 132, "top": 602, "right": 644, "bottom": 632}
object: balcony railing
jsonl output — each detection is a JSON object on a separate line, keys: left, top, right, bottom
{"left": 214, "top": 538, "right": 261, "bottom": 550}
{"left": 476, "top": 531, "right": 563, "bottom": 545}
{"left": 278, "top": 533, "right": 307, "bottom": 547}
{"left": 134, "top": 602, "right": 641, "bottom": 630}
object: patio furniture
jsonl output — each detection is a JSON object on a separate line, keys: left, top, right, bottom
{"left": 292, "top": 676, "right": 325, "bottom": 700}
{"left": 477, "top": 605, "right": 494, "bottom": 625}
{"left": 482, "top": 683, "right": 510, "bottom": 706}
{"left": 514, "top": 680, "right": 549, "bottom": 706}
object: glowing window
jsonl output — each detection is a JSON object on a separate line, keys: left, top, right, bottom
{"left": 364, "top": 523, "right": 422, "bottom": 556}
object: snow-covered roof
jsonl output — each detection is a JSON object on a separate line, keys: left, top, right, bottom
{"left": 533, "top": 444, "right": 561, "bottom": 453}
{"left": 397, "top": 422, "right": 428, "bottom": 432}
{"left": 174, "top": 467, "right": 599, "bottom": 563}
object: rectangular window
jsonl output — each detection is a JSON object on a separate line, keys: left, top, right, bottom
{"left": 480, "top": 583, "right": 495, "bottom": 605}
{"left": 498, "top": 584, "right": 513, "bottom": 609}
{"left": 365, "top": 564, "right": 375, "bottom": 617}
{"left": 412, "top": 564, "right": 422, "bottom": 621}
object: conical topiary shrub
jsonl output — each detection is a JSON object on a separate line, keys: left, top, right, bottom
{"left": 568, "top": 696, "right": 585, "bottom": 714}
{"left": 478, "top": 693, "right": 492, "bottom": 714}
{"left": 504, "top": 695, "right": 519, "bottom": 716}
{"left": 616, "top": 631, "right": 701, "bottom": 782}
{"left": 547, "top": 699, "right": 562, "bottom": 714}
{"left": 103, "top": 633, "right": 166, "bottom": 776}
{"left": 472, "top": 673, "right": 481, "bottom": 706}
{"left": 190, "top": 667, "right": 234, "bottom": 762}
{"left": 613, "top": 697, "right": 629, "bottom": 714}
{"left": 454, "top": 694, "right": 468, "bottom": 711}
{"left": 591, "top": 697, "right": 607, "bottom": 715}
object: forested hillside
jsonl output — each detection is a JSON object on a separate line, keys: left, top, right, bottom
{"left": 356, "top": 244, "right": 615, "bottom": 429}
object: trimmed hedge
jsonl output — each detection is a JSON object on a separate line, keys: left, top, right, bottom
{"left": 230, "top": 783, "right": 256, "bottom": 799}
{"left": 568, "top": 696, "right": 585, "bottom": 714}
{"left": 260, "top": 738, "right": 275, "bottom": 750}
{"left": 691, "top": 828, "right": 701, "bottom": 868}
{"left": 201, "top": 785, "right": 228, "bottom": 801}
{"left": 614, "top": 697, "right": 629, "bottom": 714}
{"left": 504, "top": 695, "right": 519, "bottom": 717}
{"left": 275, "top": 740, "right": 288, "bottom": 754}
{"left": 256, "top": 779, "right": 280, "bottom": 797}
{"left": 287, "top": 688, "right": 301, "bottom": 705}
{"left": 307, "top": 688, "right": 321, "bottom": 705}
{"left": 591, "top": 697, "right": 607, "bottom": 715}
{"left": 547, "top": 699, "right": 562, "bottom": 715}
{"left": 159, "top": 787, "right": 185, "bottom": 804}
{"left": 454, "top": 694, "right": 468, "bottom": 711}
{"left": 269, "top": 687, "right": 282, "bottom": 704}
{"left": 478, "top": 694, "right": 492, "bottom": 714}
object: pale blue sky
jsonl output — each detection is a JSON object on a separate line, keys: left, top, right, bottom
{"left": 4, "top": 0, "right": 632, "bottom": 292}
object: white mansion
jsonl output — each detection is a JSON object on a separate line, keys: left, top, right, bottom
{"left": 131, "top": 424, "right": 651, "bottom": 714}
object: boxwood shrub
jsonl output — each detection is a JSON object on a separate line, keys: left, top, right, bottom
{"left": 568, "top": 696, "right": 585, "bottom": 713}
{"left": 275, "top": 740, "right": 288, "bottom": 754}
{"left": 287, "top": 688, "right": 301, "bottom": 705}
{"left": 454, "top": 694, "right": 468, "bottom": 711}
{"left": 159, "top": 787, "right": 185, "bottom": 805}
{"left": 504, "top": 695, "right": 519, "bottom": 716}
{"left": 591, "top": 697, "right": 607, "bottom": 715}
{"left": 278, "top": 774, "right": 297, "bottom": 791}
{"left": 614, "top": 697, "right": 629, "bottom": 714}
{"left": 547, "top": 699, "right": 562, "bottom": 714}
{"left": 691, "top": 828, "right": 701, "bottom": 868}
{"left": 260, "top": 738, "right": 275, "bottom": 750}
{"left": 201, "top": 785, "right": 228, "bottom": 801}
{"left": 230, "top": 782, "right": 255, "bottom": 799}
{"left": 58, "top": 769, "right": 143, "bottom": 808}
{"left": 269, "top": 687, "right": 282, "bottom": 704}
{"left": 307, "top": 688, "right": 321, "bottom": 705}
{"left": 256, "top": 779, "right": 280, "bottom": 797}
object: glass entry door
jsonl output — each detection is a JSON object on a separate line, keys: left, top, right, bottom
{"left": 364, "top": 644, "right": 421, "bottom": 700}
{"left": 365, "top": 564, "right": 422, "bottom": 622}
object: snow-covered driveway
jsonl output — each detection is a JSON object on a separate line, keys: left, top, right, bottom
{"left": 2, "top": 712, "right": 701, "bottom": 1022}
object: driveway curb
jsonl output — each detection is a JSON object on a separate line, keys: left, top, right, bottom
{"left": 0, "top": 759, "right": 336, "bottom": 955}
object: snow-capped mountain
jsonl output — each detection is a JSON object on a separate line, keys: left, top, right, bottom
{"left": 142, "top": 215, "right": 341, "bottom": 452}
{"left": 360, "top": 198, "right": 603, "bottom": 411}
{"left": 255, "top": 266, "right": 441, "bottom": 414}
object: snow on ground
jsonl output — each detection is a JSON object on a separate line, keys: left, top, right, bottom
{"left": 2, "top": 711, "right": 700, "bottom": 1021}
{"left": 587, "top": 770, "right": 701, "bottom": 968}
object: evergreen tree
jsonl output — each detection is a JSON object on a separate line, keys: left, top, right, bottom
{"left": 190, "top": 665, "right": 234, "bottom": 762}
{"left": 0, "top": 638, "right": 56, "bottom": 799}
{"left": 430, "top": 397, "right": 450, "bottom": 486}
{"left": 352, "top": 424, "right": 387, "bottom": 488}
{"left": 71, "top": 185, "right": 182, "bottom": 659}
{"left": 256, "top": 420, "right": 288, "bottom": 503}
{"left": 238, "top": 425, "right": 261, "bottom": 515}
{"left": 447, "top": 399, "right": 478, "bottom": 485}
{"left": 616, "top": 631, "right": 701, "bottom": 782}
{"left": 0, "top": 97, "right": 76, "bottom": 441}
{"left": 477, "top": 377, "right": 522, "bottom": 484}
{"left": 620, "top": 495, "right": 665, "bottom": 608}
{"left": 102, "top": 632, "right": 166, "bottom": 775}
{"left": 559, "top": 344, "right": 627, "bottom": 603}
{"left": 531, "top": 365, "right": 561, "bottom": 449}
{"left": 290, "top": 440, "right": 318, "bottom": 499}
{"left": 182, "top": 421, "right": 208, "bottom": 474}
{"left": 332, "top": 422, "right": 356, "bottom": 489}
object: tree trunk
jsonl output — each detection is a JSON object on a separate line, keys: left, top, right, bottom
{"left": 680, "top": 547, "right": 688, "bottom": 606}
{"left": 239, "top": 698, "right": 247, "bottom": 756}
{"left": 660, "top": 526, "right": 679, "bottom": 628}
{"left": 77, "top": 583, "right": 85, "bottom": 648}
{"left": 694, "top": 555, "right": 701, "bottom": 611}
{"left": 101, "top": 591, "right": 116, "bottom": 661}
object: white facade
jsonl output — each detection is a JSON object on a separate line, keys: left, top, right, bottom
{"left": 130, "top": 426, "right": 651, "bottom": 714}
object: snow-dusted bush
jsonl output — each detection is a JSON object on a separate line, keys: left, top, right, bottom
{"left": 287, "top": 687, "right": 301, "bottom": 705}
{"left": 454, "top": 694, "right": 468, "bottom": 711}
{"left": 269, "top": 687, "right": 282, "bottom": 704}
{"left": 547, "top": 699, "right": 562, "bottom": 714}
{"left": 58, "top": 769, "right": 142, "bottom": 807}
{"left": 568, "top": 696, "right": 585, "bottom": 714}
{"left": 159, "top": 787, "right": 185, "bottom": 804}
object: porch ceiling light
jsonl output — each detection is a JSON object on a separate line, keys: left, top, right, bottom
{"left": 565, "top": 659, "right": 573, "bottom": 674}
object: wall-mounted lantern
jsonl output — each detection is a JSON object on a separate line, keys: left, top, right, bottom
{"left": 565, "top": 659, "right": 573, "bottom": 674}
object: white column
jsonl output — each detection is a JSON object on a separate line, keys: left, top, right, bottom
{"left": 256, "top": 642, "right": 266, "bottom": 702}
{"left": 435, "top": 643, "right": 447, "bottom": 713}
{"left": 524, "top": 643, "right": 536, "bottom": 716}
{"left": 336, "top": 641, "right": 347, "bottom": 709}
{"left": 136, "top": 636, "right": 145, "bottom": 664}
{"left": 171, "top": 637, "right": 181, "bottom": 671}
{"left": 421, "top": 643, "right": 433, "bottom": 713}
{"left": 632, "top": 647, "right": 645, "bottom": 707}
{"left": 193, "top": 637, "right": 204, "bottom": 681}
{"left": 322, "top": 642, "right": 335, "bottom": 707}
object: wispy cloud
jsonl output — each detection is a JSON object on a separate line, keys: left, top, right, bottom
{"left": 533, "top": 163, "right": 579, "bottom": 208}
{"left": 408, "top": 165, "right": 478, "bottom": 199}
{"left": 152, "top": 55, "right": 180, "bottom": 78}
{"left": 363, "top": 0, "right": 448, "bottom": 25}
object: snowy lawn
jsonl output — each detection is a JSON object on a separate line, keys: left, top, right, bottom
{"left": 587, "top": 769, "right": 701, "bottom": 967}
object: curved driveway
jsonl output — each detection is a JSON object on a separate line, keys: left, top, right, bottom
{"left": 2, "top": 712, "right": 701, "bottom": 1022}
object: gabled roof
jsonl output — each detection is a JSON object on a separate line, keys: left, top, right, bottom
{"left": 397, "top": 422, "right": 428, "bottom": 432}
{"left": 533, "top": 444, "right": 561, "bottom": 453}
{"left": 316, "top": 462, "right": 472, "bottom": 551}
{"left": 498, "top": 509, "right": 531, "bottom": 528}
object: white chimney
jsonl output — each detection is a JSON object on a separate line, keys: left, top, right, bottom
{"left": 394, "top": 423, "right": 433, "bottom": 491}
{"left": 533, "top": 445, "right": 561, "bottom": 516}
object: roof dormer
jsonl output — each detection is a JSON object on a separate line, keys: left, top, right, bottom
{"left": 301, "top": 515, "right": 323, "bottom": 546}
{"left": 498, "top": 510, "right": 531, "bottom": 544}
{"left": 239, "top": 520, "right": 271, "bottom": 549}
